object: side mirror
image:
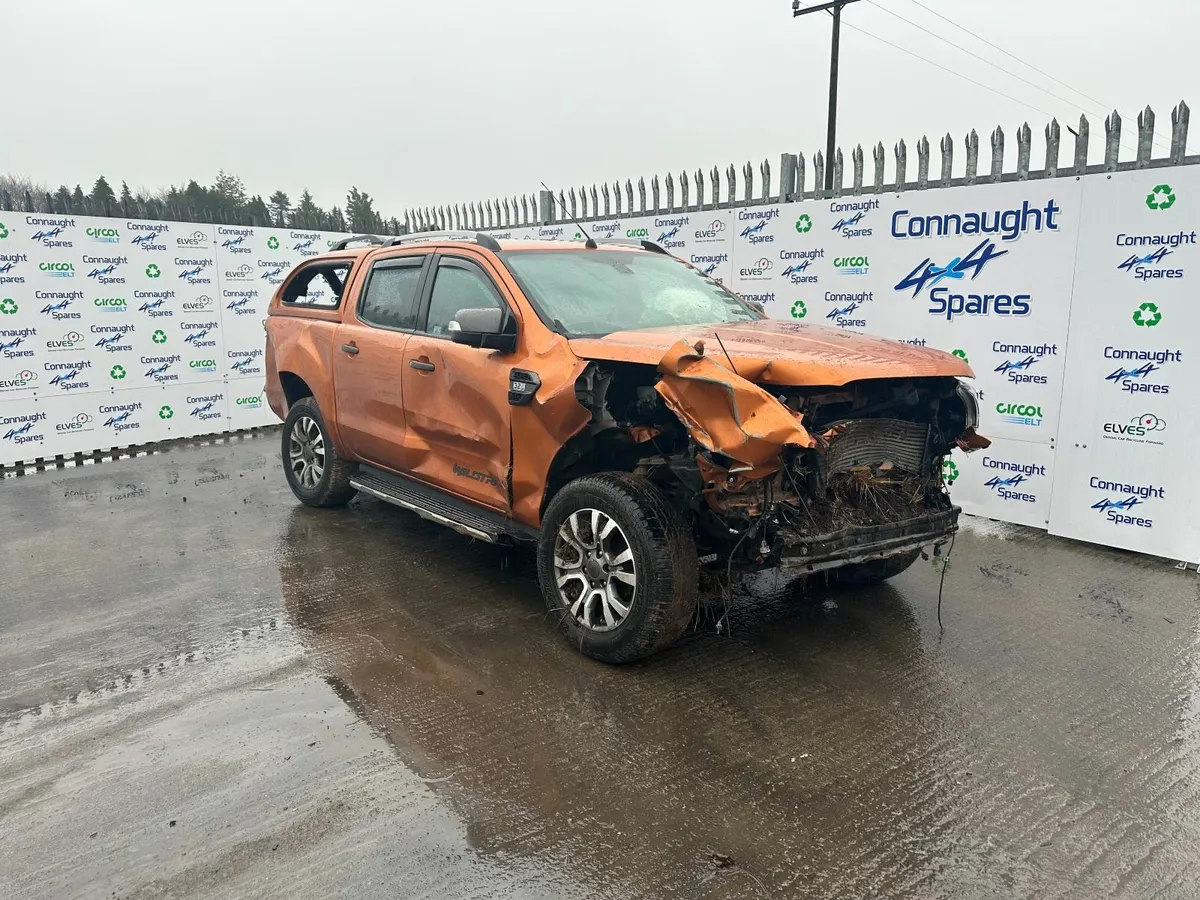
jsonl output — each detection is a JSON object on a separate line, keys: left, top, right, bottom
{"left": 450, "top": 307, "right": 517, "bottom": 352}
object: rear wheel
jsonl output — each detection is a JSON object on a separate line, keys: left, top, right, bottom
{"left": 538, "top": 473, "right": 698, "bottom": 664}
{"left": 282, "top": 397, "right": 357, "bottom": 508}
{"left": 833, "top": 549, "right": 921, "bottom": 586}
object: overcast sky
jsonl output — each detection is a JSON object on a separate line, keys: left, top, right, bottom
{"left": 5, "top": 0, "right": 1198, "bottom": 219}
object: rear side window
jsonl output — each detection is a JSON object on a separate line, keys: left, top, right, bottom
{"left": 359, "top": 258, "right": 425, "bottom": 330}
{"left": 281, "top": 262, "right": 353, "bottom": 308}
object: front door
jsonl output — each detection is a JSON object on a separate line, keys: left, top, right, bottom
{"left": 399, "top": 254, "right": 514, "bottom": 512}
{"left": 332, "top": 254, "right": 428, "bottom": 467}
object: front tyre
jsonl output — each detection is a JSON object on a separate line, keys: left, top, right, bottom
{"left": 281, "top": 397, "right": 357, "bottom": 508}
{"left": 538, "top": 473, "right": 699, "bottom": 664}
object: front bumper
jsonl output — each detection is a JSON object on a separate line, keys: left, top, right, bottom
{"left": 777, "top": 506, "right": 960, "bottom": 574}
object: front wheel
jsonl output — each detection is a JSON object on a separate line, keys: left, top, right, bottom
{"left": 538, "top": 473, "right": 699, "bottom": 664}
{"left": 281, "top": 396, "right": 357, "bottom": 508}
{"left": 833, "top": 549, "right": 921, "bottom": 586}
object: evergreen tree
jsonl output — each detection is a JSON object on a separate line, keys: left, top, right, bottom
{"left": 211, "top": 170, "right": 247, "bottom": 217}
{"left": 268, "top": 190, "right": 291, "bottom": 227}
{"left": 245, "top": 194, "right": 272, "bottom": 226}
{"left": 53, "top": 185, "right": 73, "bottom": 214}
{"left": 90, "top": 176, "right": 116, "bottom": 212}
{"left": 292, "top": 189, "right": 320, "bottom": 229}
{"left": 345, "top": 186, "right": 378, "bottom": 233}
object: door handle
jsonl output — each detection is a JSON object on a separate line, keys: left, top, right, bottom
{"left": 341, "top": 342, "right": 359, "bottom": 355}
{"left": 409, "top": 359, "right": 436, "bottom": 372}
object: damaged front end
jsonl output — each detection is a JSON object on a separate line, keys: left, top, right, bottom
{"left": 563, "top": 339, "right": 988, "bottom": 576}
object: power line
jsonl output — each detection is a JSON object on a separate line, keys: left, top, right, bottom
{"left": 896, "top": 0, "right": 1177, "bottom": 153}
{"left": 840, "top": 19, "right": 1062, "bottom": 125}
{"left": 861, "top": 1, "right": 1127, "bottom": 143}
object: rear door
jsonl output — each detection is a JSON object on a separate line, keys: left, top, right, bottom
{"left": 332, "top": 253, "right": 428, "bottom": 466}
{"left": 398, "top": 253, "right": 515, "bottom": 512}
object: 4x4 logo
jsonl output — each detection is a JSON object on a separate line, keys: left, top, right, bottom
{"left": 894, "top": 239, "right": 1008, "bottom": 297}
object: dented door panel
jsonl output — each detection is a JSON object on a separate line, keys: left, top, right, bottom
{"left": 399, "top": 336, "right": 512, "bottom": 512}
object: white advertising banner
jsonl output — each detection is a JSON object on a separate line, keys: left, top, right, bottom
{"left": 943, "top": 438, "right": 1055, "bottom": 529}
{"left": 0, "top": 214, "right": 346, "bottom": 463}
{"left": 5, "top": 165, "right": 1200, "bottom": 563}
{"left": 1047, "top": 170, "right": 1200, "bottom": 562}
{"left": 211, "top": 225, "right": 348, "bottom": 430}
{"left": 726, "top": 198, "right": 888, "bottom": 334}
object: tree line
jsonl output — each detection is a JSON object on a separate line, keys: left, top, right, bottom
{"left": 0, "top": 171, "right": 405, "bottom": 234}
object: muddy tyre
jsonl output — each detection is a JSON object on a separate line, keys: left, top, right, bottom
{"left": 538, "top": 473, "right": 699, "bottom": 664}
{"left": 834, "top": 549, "right": 921, "bottom": 586}
{"left": 282, "top": 397, "right": 357, "bottom": 508}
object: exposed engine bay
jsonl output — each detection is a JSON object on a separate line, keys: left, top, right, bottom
{"left": 556, "top": 339, "right": 988, "bottom": 572}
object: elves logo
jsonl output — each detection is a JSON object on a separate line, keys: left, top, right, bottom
{"left": 738, "top": 257, "right": 773, "bottom": 278}
{"left": 1103, "top": 413, "right": 1166, "bottom": 445}
{"left": 694, "top": 220, "right": 726, "bottom": 240}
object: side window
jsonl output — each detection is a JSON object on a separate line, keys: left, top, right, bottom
{"left": 282, "top": 263, "right": 352, "bottom": 308}
{"left": 358, "top": 259, "right": 425, "bottom": 330}
{"left": 423, "top": 260, "right": 503, "bottom": 337}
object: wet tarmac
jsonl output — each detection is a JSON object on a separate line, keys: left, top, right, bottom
{"left": 3, "top": 432, "right": 1200, "bottom": 899}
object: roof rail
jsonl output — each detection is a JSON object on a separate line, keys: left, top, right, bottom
{"left": 385, "top": 231, "right": 504, "bottom": 252}
{"left": 592, "top": 238, "right": 671, "bottom": 255}
{"left": 330, "top": 234, "right": 385, "bottom": 251}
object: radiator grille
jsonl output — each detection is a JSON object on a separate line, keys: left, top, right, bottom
{"left": 820, "top": 418, "right": 931, "bottom": 477}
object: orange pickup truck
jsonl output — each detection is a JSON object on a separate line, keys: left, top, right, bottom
{"left": 265, "top": 232, "right": 985, "bottom": 662}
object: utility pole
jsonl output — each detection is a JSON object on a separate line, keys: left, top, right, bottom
{"left": 792, "top": 0, "right": 862, "bottom": 192}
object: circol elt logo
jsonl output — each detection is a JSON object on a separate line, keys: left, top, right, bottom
{"left": 942, "top": 459, "right": 960, "bottom": 484}
{"left": 790, "top": 300, "right": 807, "bottom": 319}
{"left": 795, "top": 215, "right": 812, "bottom": 234}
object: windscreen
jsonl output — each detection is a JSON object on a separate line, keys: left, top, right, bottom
{"left": 499, "top": 250, "right": 762, "bottom": 337}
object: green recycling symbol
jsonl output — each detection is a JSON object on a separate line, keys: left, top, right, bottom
{"left": 110, "top": 365, "right": 126, "bottom": 380}
{"left": 951, "top": 348, "right": 969, "bottom": 362}
{"left": 0, "top": 298, "right": 17, "bottom": 315}
{"left": 795, "top": 214, "right": 812, "bottom": 233}
{"left": 1146, "top": 184, "right": 1176, "bottom": 210}
{"left": 943, "top": 459, "right": 960, "bottom": 484}
{"left": 145, "top": 263, "right": 160, "bottom": 278}
{"left": 1133, "top": 302, "right": 1162, "bottom": 327}
{"left": 152, "top": 329, "right": 167, "bottom": 344}
{"left": 158, "top": 405, "right": 174, "bottom": 420}
{"left": 267, "top": 236, "right": 280, "bottom": 250}
{"left": 790, "top": 300, "right": 807, "bottom": 319}
{"left": 0, "top": 223, "right": 8, "bottom": 239}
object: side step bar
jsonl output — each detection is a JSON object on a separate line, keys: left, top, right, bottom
{"left": 349, "top": 465, "right": 538, "bottom": 544}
